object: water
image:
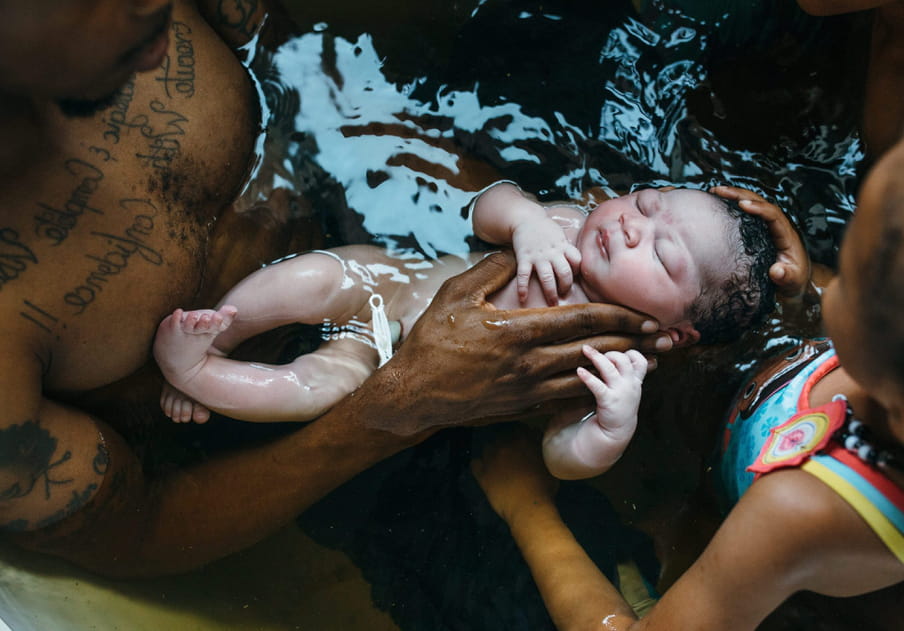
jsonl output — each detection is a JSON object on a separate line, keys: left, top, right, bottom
{"left": 233, "top": 1, "right": 879, "bottom": 628}
{"left": 249, "top": 0, "right": 865, "bottom": 269}
{"left": 237, "top": 1, "right": 879, "bottom": 628}
{"left": 2, "top": 1, "right": 887, "bottom": 629}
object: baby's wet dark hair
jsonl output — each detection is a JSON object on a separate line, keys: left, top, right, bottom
{"left": 687, "top": 194, "right": 777, "bottom": 344}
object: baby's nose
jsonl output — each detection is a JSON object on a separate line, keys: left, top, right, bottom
{"left": 620, "top": 213, "right": 646, "bottom": 247}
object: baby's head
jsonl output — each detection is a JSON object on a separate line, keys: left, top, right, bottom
{"left": 823, "top": 141, "right": 904, "bottom": 441}
{"left": 576, "top": 187, "right": 776, "bottom": 344}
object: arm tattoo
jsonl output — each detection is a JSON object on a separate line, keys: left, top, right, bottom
{"left": 216, "top": 0, "right": 261, "bottom": 38}
{"left": 0, "top": 420, "right": 69, "bottom": 502}
{"left": 0, "top": 421, "right": 106, "bottom": 531}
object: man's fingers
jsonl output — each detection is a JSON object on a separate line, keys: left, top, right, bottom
{"left": 520, "top": 333, "right": 669, "bottom": 379}
{"left": 494, "top": 302, "right": 660, "bottom": 345}
{"left": 446, "top": 250, "right": 517, "bottom": 303}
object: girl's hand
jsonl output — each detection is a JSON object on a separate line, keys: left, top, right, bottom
{"left": 711, "top": 185, "right": 811, "bottom": 298}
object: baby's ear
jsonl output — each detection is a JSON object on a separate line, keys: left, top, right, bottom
{"left": 665, "top": 323, "right": 701, "bottom": 347}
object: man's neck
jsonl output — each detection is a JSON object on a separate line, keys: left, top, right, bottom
{"left": 0, "top": 92, "right": 54, "bottom": 173}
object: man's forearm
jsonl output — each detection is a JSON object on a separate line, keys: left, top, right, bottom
{"left": 13, "top": 371, "right": 423, "bottom": 577}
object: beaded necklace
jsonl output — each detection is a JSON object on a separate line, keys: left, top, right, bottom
{"left": 832, "top": 394, "right": 904, "bottom": 473}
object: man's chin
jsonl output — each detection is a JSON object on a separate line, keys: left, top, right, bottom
{"left": 56, "top": 90, "right": 120, "bottom": 118}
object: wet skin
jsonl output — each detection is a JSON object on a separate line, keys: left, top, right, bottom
{"left": 473, "top": 144, "right": 904, "bottom": 631}
{"left": 0, "top": 0, "right": 664, "bottom": 576}
{"left": 576, "top": 188, "right": 734, "bottom": 329}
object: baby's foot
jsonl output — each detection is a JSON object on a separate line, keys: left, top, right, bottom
{"left": 160, "top": 383, "right": 211, "bottom": 424}
{"left": 153, "top": 305, "right": 238, "bottom": 380}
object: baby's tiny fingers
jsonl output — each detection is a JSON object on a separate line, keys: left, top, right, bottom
{"left": 537, "top": 261, "right": 559, "bottom": 305}
{"left": 552, "top": 257, "right": 574, "bottom": 292}
{"left": 577, "top": 366, "right": 607, "bottom": 398}
{"left": 587, "top": 347, "right": 619, "bottom": 381}
{"left": 565, "top": 244, "right": 582, "bottom": 267}
{"left": 624, "top": 349, "right": 649, "bottom": 377}
{"left": 517, "top": 262, "right": 533, "bottom": 301}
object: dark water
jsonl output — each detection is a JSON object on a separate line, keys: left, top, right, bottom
{"left": 230, "top": 1, "right": 883, "bottom": 629}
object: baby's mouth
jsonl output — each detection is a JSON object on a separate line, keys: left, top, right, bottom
{"left": 597, "top": 229, "right": 609, "bottom": 260}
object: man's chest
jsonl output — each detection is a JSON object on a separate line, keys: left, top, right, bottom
{"left": 0, "top": 7, "right": 260, "bottom": 392}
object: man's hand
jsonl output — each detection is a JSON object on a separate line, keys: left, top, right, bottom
{"left": 711, "top": 185, "right": 811, "bottom": 298}
{"left": 367, "top": 250, "right": 670, "bottom": 436}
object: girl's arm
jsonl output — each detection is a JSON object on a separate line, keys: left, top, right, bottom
{"left": 475, "top": 428, "right": 904, "bottom": 630}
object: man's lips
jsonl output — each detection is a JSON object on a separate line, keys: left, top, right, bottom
{"left": 133, "top": 24, "right": 170, "bottom": 73}
{"left": 122, "top": 6, "right": 173, "bottom": 73}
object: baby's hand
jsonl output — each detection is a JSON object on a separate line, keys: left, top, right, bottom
{"left": 511, "top": 216, "right": 581, "bottom": 305}
{"left": 577, "top": 345, "right": 647, "bottom": 440}
{"left": 711, "top": 185, "right": 810, "bottom": 298}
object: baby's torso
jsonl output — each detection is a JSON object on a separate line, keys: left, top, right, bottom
{"left": 717, "top": 338, "right": 904, "bottom": 563}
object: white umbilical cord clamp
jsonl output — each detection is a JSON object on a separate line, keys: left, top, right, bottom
{"left": 369, "top": 293, "right": 393, "bottom": 367}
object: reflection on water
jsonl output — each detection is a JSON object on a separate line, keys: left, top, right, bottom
{"left": 242, "top": 1, "right": 872, "bottom": 628}
{"left": 2, "top": 1, "right": 885, "bottom": 629}
{"left": 232, "top": 1, "right": 875, "bottom": 629}
{"left": 246, "top": 0, "right": 864, "bottom": 268}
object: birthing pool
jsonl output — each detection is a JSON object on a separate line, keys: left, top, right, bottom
{"left": 0, "top": 0, "right": 888, "bottom": 629}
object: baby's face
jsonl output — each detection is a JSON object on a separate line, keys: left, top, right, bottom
{"left": 576, "top": 188, "right": 735, "bottom": 329}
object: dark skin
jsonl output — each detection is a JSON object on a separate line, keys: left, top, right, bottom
{"left": 796, "top": 0, "right": 904, "bottom": 158}
{"left": 473, "top": 163, "right": 904, "bottom": 630}
{"left": 0, "top": 0, "right": 666, "bottom": 577}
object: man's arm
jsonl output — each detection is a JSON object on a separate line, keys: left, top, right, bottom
{"left": 193, "top": 0, "right": 293, "bottom": 49}
{"left": 5, "top": 252, "right": 668, "bottom": 577}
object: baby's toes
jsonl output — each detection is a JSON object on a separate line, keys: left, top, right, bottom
{"left": 191, "top": 403, "right": 211, "bottom": 424}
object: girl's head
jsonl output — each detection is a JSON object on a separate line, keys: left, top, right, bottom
{"left": 823, "top": 141, "right": 904, "bottom": 441}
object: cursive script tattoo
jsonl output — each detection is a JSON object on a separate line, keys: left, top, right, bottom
{"left": 157, "top": 22, "right": 196, "bottom": 98}
{"left": 133, "top": 100, "right": 189, "bottom": 174}
{"left": 34, "top": 159, "right": 105, "bottom": 246}
{"left": 63, "top": 199, "right": 163, "bottom": 315}
{"left": 19, "top": 300, "right": 59, "bottom": 335}
{"left": 101, "top": 78, "right": 136, "bottom": 145}
{"left": 217, "top": 0, "right": 260, "bottom": 38}
{"left": 0, "top": 228, "right": 38, "bottom": 291}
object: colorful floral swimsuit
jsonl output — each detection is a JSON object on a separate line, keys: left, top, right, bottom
{"left": 717, "top": 338, "right": 904, "bottom": 563}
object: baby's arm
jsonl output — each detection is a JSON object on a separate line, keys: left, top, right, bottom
{"left": 543, "top": 346, "right": 647, "bottom": 480}
{"left": 472, "top": 181, "right": 581, "bottom": 305}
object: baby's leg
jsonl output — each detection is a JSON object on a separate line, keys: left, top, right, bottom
{"left": 154, "top": 306, "right": 237, "bottom": 392}
{"left": 155, "top": 335, "right": 378, "bottom": 423}
{"left": 210, "top": 250, "right": 366, "bottom": 354}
